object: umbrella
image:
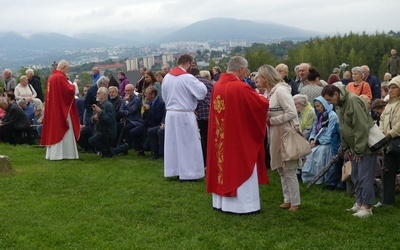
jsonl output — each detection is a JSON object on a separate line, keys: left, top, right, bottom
{"left": 306, "top": 154, "right": 339, "bottom": 188}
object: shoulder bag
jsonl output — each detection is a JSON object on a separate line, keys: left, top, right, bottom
{"left": 367, "top": 123, "right": 387, "bottom": 151}
{"left": 281, "top": 120, "right": 312, "bottom": 161}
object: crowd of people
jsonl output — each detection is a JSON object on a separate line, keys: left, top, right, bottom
{"left": 1, "top": 49, "right": 400, "bottom": 218}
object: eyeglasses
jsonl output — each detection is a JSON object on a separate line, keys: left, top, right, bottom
{"left": 125, "top": 89, "right": 134, "bottom": 92}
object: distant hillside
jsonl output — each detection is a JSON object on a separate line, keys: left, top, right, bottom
{"left": 74, "top": 32, "right": 143, "bottom": 47}
{"left": 158, "top": 17, "right": 320, "bottom": 42}
{"left": 0, "top": 32, "right": 107, "bottom": 50}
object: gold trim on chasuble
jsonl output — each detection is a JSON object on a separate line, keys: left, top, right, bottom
{"left": 213, "top": 95, "right": 225, "bottom": 185}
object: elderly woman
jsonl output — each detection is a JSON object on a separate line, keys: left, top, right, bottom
{"left": 200, "top": 70, "right": 212, "bottom": 81}
{"left": 346, "top": 67, "right": 372, "bottom": 99}
{"left": 258, "top": 64, "right": 301, "bottom": 211}
{"left": 301, "top": 96, "right": 339, "bottom": 184}
{"left": 293, "top": 94, "right": 316, "bottom": 140}
{"left": 14, "top": 75, "right": 37, "bottom": 102}
{"left": 376, "top": 76, "right": 400, "bottom": 207}
{"left": 276, "top": 63, "right": 298, "bottom": 96}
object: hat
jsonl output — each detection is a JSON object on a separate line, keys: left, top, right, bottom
{"left": 388, "top": 76, "right": 400, "bottom": 88}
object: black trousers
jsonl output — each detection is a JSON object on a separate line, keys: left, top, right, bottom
{"left": 380, "top": 152, "right": 400, "bottom": 205}
{"left": 198, "top": 119, "right": 208, "bottom": 167}
{"left": 147, "top": 126, "right": 165, "bottom": 156}
{"left": 0, "top": 125, "right": 30, "bottom": 145}
{"left": 88, "top": 132, "right": 114, "bottom": 157}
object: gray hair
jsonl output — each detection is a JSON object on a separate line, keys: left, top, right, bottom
{"left": 276, "top": 63, "right": 289, "bottom": 75}
{"left": 332, "top": 68, "right": 340, "bottom": 74}
{"left": 96, "top": 76, "right": 109, "bottom": 88}
{"left": 57, "top": 60, "right": 69, "bottom": 70}
{"left": 351, "top": 66, "right": 364, "bottom": 77}
{"left": 294, "top": 65, "right": 300, "bottom": 72}
{"left": 108, "top": 86, "right": 118, "bottom": 92}
{"left": 26, "top": 69, "right": 34, "bottom": 75}
{"left": 145, "top": 85, "right": 158, "bottom": 96}
{"left": 98, "top": 86, "right": 109, "bottom": 95}
{"left": 3, "top": 69, "right": 12, "bottom": 74}
{"left": 227, "top": 56, "right": 248, "bottom": 72}
{"left": 293, "top": 94, "right": 308, "bottom": 106}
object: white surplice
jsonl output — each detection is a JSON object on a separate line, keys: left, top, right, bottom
{"left": 162, "top": 70, "right": 207, "bottom": 180}
{"left": 45, "top": 114, "right": 79, "bottom": 160}
{"left": 212, "top": 165, "right": 260, "bottom": 214}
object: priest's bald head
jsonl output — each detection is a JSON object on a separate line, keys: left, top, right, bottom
{"left": 57, "top": 60, "right": 70, "bottom": 74}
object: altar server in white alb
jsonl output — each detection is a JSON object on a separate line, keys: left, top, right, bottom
{"left": 162, "top": 54, "right": 207, "bottom": 180}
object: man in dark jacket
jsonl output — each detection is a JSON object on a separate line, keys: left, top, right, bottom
{"left": 0, "top": 97, "right": 31, "bottom": 144}
{"left": 361, "top": 65, "right": 381, "bottom": 101}
{"left": 129, "top": 85, "right": 165, "bottom": 157}
{"left": 26, "top": 69, "right": 44, "bottom": 102}
{"left": 88, "top": 87, "right": 117, "bottom": 158}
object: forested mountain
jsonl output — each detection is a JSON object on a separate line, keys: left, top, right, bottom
{"left": 159, "top": 18, "right": 319, "bottom": 42}
{"left": 244, "top": 32, "right": 400, "bottom": 80}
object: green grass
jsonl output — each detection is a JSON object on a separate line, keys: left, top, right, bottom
{"left": 0, "top": 144, "right": 399, "bottom": 249}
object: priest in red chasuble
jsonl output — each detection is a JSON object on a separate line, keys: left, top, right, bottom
{"left": 206, "top": 56, "right": 269, "bottom": 214}
{"left": 40, "top": 60, "right": 80, "bottom": 160}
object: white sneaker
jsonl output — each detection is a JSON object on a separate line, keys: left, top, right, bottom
{"left": 347, "top": 203, "right": 361, "bottom": 212}
{"left": 373, "top": 202, "right": 392, "bottom": 208}
{"left": 352, "top": 207, "right": 373, "bottom": 218}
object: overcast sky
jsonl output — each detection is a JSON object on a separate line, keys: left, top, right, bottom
{"left": 1, "top": 0, "right": 399, "bottom": 36}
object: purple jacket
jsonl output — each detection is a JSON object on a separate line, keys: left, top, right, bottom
{"left": 119, "top": 77, "right": 130, "bottom": 97}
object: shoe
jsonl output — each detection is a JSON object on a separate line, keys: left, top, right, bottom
{"left": 289, "top": 206, "right": 299, "bottom": 211}
{"left": 101, "top": 151, "right": 114, "bottom": 158}
{"left": 352, "top": 207, "right": 373, "bottom": 218}
{"left": 347, "top": 203, "right": 361, "bottom": 212}
{"left": 279, "top": 203, "right": 291, "bottom": 209}
{"left": 137, "top": 151, "right": 145, "bottom": 156}
{"left": 373, "top": 202, "right": 393, "bottom": 208}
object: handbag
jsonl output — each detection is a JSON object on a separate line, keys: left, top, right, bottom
{"left": 341, "top": 161, "right": 352, "bottom": 182}
{"left": 367, "top": 123, "right": 387, "bottom": 151}
{"left": 281, "top": 120, "right": 312, "bottom": 161}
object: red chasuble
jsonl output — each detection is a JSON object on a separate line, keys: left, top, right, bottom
{"left": 40, "top": 70, "right": 80, "bottom": 146}
{"left": 206, "top": 73, "right": 269, "bottom": 197}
